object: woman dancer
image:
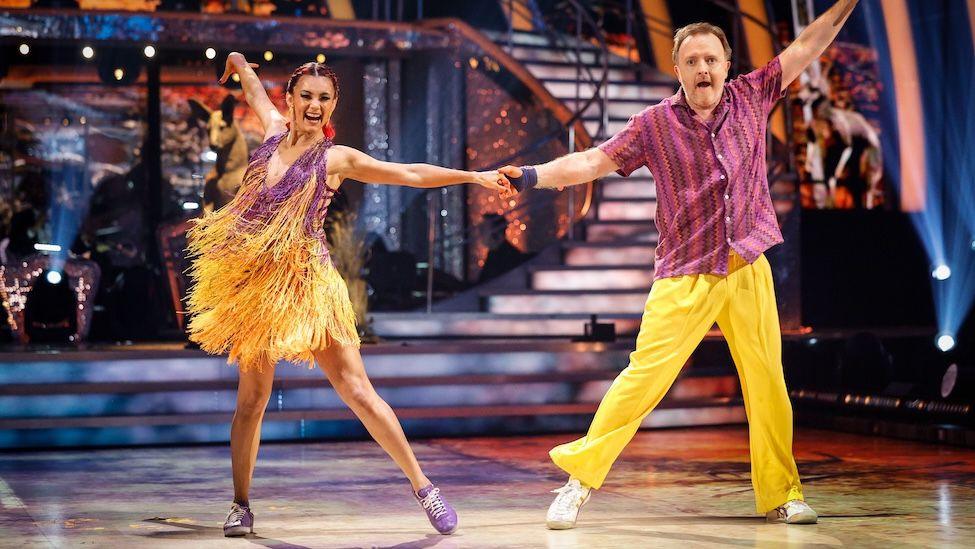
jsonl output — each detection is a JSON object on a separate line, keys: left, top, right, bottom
{"left": 187, "top": 53, "right": 512, "bottom": 537}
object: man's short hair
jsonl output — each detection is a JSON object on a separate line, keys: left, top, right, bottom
{"left": 672, "top": 22, "right": 732, "bottom": 65}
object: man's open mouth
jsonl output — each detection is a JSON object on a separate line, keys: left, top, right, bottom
{"left": 696, "top": 81, "right": 711, "bottom": 89}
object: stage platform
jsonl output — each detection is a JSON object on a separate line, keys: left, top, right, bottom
{"left": 0, "top": 427, "right": 971, "bottom": 547}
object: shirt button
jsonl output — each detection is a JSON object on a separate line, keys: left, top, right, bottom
{"left": 724, "top": 194, "right": 730, "bottom": 200}
{"left": 719, "top": 174, "right": 726, "bottom": 180}
{"left": 725, "top": 216, "right": 731, "bottom": 222}
{"left": 726, "top": 237, "right": 732, "bottom": 244}
{"left": 711, "top": 132, "right": 717, "bottom": 138}
{"left": 717, "top": 154, "right": 723, "bottom": 160}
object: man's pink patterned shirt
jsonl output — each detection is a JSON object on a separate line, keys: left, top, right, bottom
{"left": 598, "top": 57, "right": 786, "bottom": 280}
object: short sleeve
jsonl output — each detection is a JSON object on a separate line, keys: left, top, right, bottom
{"left": 597, "top": 111, "right": 648, "bottom": 177}
{"left": 737, "top": 56, "right": 787, "bottom": 115}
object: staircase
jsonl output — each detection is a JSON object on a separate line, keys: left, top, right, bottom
{"left": 372, "top": 30, "right": 677, "bottom": 340}
{"left": 0, "top": 344, "right": 744, "bottom": 449}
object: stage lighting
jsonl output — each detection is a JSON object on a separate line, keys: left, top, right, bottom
{"left": 143, "top": 45, "right": 156, "bottom": 59}
{"left": 24, "top": 271, "right": 77, "bottom": 344}
{"left": 232, "top": 74, "right": 240, "bottom": 82}
{"left": 316, "top": 53, "right": 326, "bottom": 63}
{"left": 937, "top": 334, "right": 956, "bottom": 352}
{"left": 18, "top": 43, "right": 29, "bottom": 55}
{"left": 205, "top": 47, "right": 216, "bottom": 60}
{"left": 96, "top": 48, "right": 142, "bottom": 86}
{"left": 34, "top": 243, "right": 62, "bottom": 253}
{"left": 82, "top": 46, "right": 94, "bottom": 59}
{"left": 941, "top": 363, "right": 975, "bottom": 400}
{"left": 182, "top": 201, "right": 200, "bottom": 210}
{"left": 264, "top": 50, "right": 274, "bottom": 62}
{"left": 942, "top": 363, "right": 958, "bottom": 398}
{"left": 932, "top": 264, "right": 951, "bottom": 280}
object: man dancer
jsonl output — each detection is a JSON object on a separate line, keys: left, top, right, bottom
{"left": 501, "top": 0, "right": 860, "bottom": 528}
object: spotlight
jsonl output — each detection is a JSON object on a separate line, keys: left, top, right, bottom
{"left": 263, "top": 50, "right": 274, "bottom": 62}
{"left": 82, "top": 46, "right": 94, "bottom": 59}
{"left": 201, "top": 150, "right": 217, "bottom": 162}
{"left": 231, "top": 73, "right": 240, "bottom": 82}
{"left": 18, "top": 43, "right": 29, "bottom": 55}
{"left": 96, "top": 48, "right": 141, "bottom": 85}
{"left": 932, "top": 264, "right": 951, "bottom": 280}
{"left": 971, "top": 239, "right": 975, "bottom": 251}
{"left": 143, "top": 45, "right": 156, "bottom": 58}
{"left": 34, "top": 243, "right": 62, "bottom": 253}
{"left": 316, "top": 53, "right": 326, "bottom": 63}
{"left": 24, "top": 270, "right": 77, "bottom": 344}
{"left": 936, "top": 334, "right": 956, "bottom": 352}
{"left": 941, "top": 363, "right": 958, "bottom": 398}
{"left": 205, "top": 47, "right": 216, "bottom": 60}
{"left": 182, "top": 201, "right": 200, "bottom": 210}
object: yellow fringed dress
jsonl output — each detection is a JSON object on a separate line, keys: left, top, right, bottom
{"left": 185, "top": 133, "right": 359, "bottom": 371}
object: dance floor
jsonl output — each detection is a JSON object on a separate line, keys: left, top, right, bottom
{"left": 0, "top": 426, "right": 972, "bottom": 548}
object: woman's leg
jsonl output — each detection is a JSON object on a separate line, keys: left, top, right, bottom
{"left": 313, "top": 343, "right": 430, "bottom": 491}
{"left": 230, "top": 360, "right": 276, "bottom": 505}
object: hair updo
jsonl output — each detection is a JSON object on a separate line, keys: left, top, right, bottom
{"left": 286, "top": 62, "right": 340, "bottom": 139}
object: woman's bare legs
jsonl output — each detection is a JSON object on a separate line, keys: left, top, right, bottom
{"left": 230, "top": 360, "right": 276, "bottom": 505}
{"left": 313, "top": 343, "right": 430, "bottom": 491}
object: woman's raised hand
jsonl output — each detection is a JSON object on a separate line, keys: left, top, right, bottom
{"left": 219, "top": 52, "right": 260, "bottom": 84}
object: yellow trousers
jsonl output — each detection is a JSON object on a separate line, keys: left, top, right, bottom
{"left": 550, "top": 253, "right": 803, "bottom": 513}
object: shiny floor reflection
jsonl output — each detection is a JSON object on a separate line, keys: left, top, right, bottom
{"left": 0, "top": 427, "right": 972, "bottom": 548}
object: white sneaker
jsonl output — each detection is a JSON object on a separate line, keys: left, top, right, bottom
{"left": 766, "top": 500, "right": 818, "bottom": 524}
{"left": 546, "top": 478, "right": 591, "bottom": 530}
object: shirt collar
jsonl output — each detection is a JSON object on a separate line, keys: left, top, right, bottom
{"left": 672, "top": 85, "right": 732, "bottom": 127}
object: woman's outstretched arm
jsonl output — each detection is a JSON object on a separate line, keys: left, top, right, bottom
{"left": 219, "top": 52, "right": 287, "bottom": 139}
{"left": 329, "top": 146, "right": 514, "bottom": 196}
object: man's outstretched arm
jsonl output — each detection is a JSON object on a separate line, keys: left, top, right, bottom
{"left": 499, "top": 148, "right": 619, "bottom": 191}
{"left": 779, "top": 0, "right": 859, "bottom": 92}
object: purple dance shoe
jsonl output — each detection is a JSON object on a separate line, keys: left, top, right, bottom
{"left": 414, "top": 484, "right": 458, "bottom": 535}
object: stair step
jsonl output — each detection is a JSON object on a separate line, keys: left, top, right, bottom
{"left": 483, "top": 289, "right": 649, "bottom": 314}
{"left": 547, "top": 81, "right": 675, "bottom": 101}
{"left": 0, "top": 397, "right": 742, "bottom": 431}
{"left": 584, "top": 221, "right": 658, "bottom": 243}
{"left": 597, "top": 198, "right": 657, "bottom": 221}
{"left": 564, "top": 100, "right": 657, "bottom": 120}
{"left": 520, "top": 59, "right": 673, "bottom": 85}
{"left": 562, "top": 241, "right": 656, "bottom": 266}
{"left": 502, "top": 45, "right": 618, "bottom": 66}
{"left": 369, "top": 312, "right": 644, "bottom": 338}
{"left": 518, "top": 58, "right": 664, "bottom": 76}
{"left": 530, "top": 265, "right": 653, "bottom": 290}
{"left": 520, "top": 63, "right": 641, "bottom": 82}
{"left": 486, "top": 29, "right": 604, "bottom": 50}
{"left": 600, "top": 178, "right": 656, "bottom": 199}
{"left": 583, "top": 119, "right": 627, "bottom": 137}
